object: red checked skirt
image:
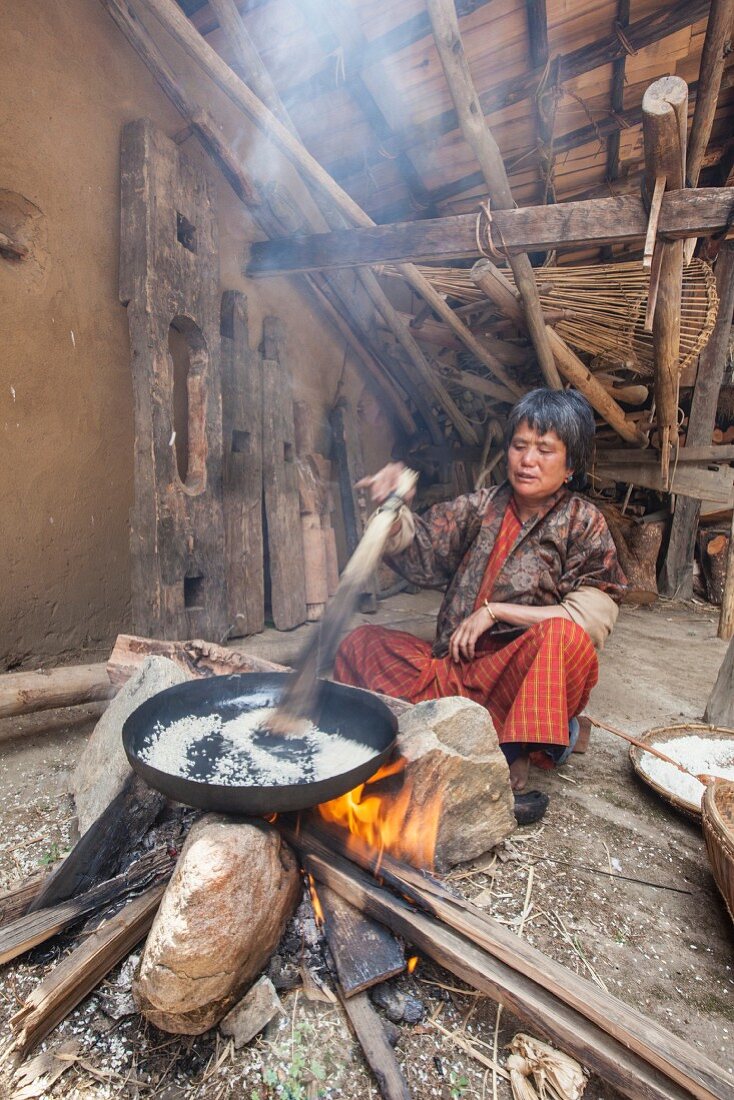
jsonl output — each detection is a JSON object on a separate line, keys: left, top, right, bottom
{"left": 333, "top": 501, "right": 599, "bottom": 747}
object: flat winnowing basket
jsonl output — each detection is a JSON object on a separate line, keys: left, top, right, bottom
{"left": 702, "top": 779, "right": 734, "bottom": 927}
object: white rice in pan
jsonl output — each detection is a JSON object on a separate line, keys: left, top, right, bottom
{"left": 139, "top": 705, "right": 374, "bottom": 786}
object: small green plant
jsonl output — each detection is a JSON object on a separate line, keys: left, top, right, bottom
{"left": 449, "top": 1070, "right": 470, "bottom": 1099}
{"left": 38, "top": 841, "right": 62, "bottom": 867}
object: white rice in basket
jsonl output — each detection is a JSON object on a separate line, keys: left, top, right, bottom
{"left": 139, "top": 705, "right": 375, "bottom": 786}
{"left": 638, "top": 734, "right": 734, "bottom": 807}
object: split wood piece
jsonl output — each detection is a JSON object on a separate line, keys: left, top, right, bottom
{"left": 0, "top": 846, "right": 172, "bottom": 966}
{"left": 139, "top": 0, "right": 523, "bottom": 411}
{"left": 262, "top": 339, "right": 308, "bottom": 631}
{"left": 7, "top": 885, "right": 164, "bottom": 1062}
{"left": 398, "top": 313, "right": 530, "bottom": 367}
{"left": 684, "top": 0, "right": 734, "bottom": 261}
{"left": 339, "top": 990, "right": 412, "bottom": 1100}
{"left": 292, "top": 837, "right": 722, "bottom": 1100}
{"left": 704, "top": 635, "right": 734, "bottom": 726}
{"left": 425, "top": 0, "right": 560, "bottom": 390}
{"left": 718, "top": 510, "right": 734, "bottom": 639}
{"left": 246, "top": 189, "right": 734, "bottom": 276}
{"left": 0, "top": 664, "right": 114, "bottom": 721}
{"left": 107, "top": 634, "right": 287, "bottom": 688}
{"left": 642, "top": 76, "right": 689, "bottom": 484}
{"left": 29, "top": 774, "right": 165, "bottom": 912}
{"left": 643, "top": 175, "right": 666, "bottom": 270}
{"left": 660, "top": 242, "right": 734, "bottom": 597}
{"left": 319, "top": 885, "right": 406, "bottom": 997}
{"left": 471, "top": 261, "right": 647, "bottom": 445}
{"left": 0, "top": 870, "right": 54, "bottom": 928}
{"left": 221, "top": 290, "right": 265, "bottom": 636}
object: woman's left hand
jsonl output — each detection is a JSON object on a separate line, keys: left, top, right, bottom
{"left": 449, "top": 605, "right": 494, "bottom": 663}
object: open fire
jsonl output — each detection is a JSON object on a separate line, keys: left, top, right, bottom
{"left": 315, "top": 755, "right": 443, "bottom": 871}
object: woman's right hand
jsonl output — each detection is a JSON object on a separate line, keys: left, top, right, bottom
{"left": 355, "top": 462, "right": 416, "bottom": 507}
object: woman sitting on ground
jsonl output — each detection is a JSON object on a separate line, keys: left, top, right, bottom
{"left": 333, "top": 388, "right": 626, "bottom": 821}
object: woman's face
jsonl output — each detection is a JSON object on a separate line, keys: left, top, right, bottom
{"left": 507, "top": 419, "right": 571, "bottom": 509}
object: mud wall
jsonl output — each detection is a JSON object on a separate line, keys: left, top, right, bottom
{"left": 0, "top": 0, "right": 393, "bottom": 668}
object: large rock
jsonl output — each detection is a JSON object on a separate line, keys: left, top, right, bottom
{"left": 392, "top": 697, "right": 515, "bottom": 871}
{"left": 133, "top": 816, "right": 301, "bottom": 1034}
{"left": 71, "top": 656, "right": 187, "bottom": 833}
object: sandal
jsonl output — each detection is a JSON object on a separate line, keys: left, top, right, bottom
{"left": 513, "top": 789, "right": 549, "bottom": 825}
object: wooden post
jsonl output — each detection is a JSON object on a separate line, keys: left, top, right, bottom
{"left": 471, "top": 260, "right": 648, "bottom": 445}
{"left": 684, "top": 0, "right": 734, "bottom": 260}
{"left": 718, "top": 511, "right": 734, "bottom": 640}
{"left": 425, "top": 0, "right": 562, "bottom": 390}
{"left": 642, "top": 76, "right": 688, "bottom": 484}
{"left": 704, "top": 635, "right": 734, "bottom": 725}
{"left": 138, "top": 0, "right": 525, "bottom": 407}
{"left": 659, "top": 241, "right": 734, "bottom": 597}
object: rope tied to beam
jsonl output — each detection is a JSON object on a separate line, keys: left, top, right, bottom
{"left": 475, "top": 199, "right": 510, "bottom": 260}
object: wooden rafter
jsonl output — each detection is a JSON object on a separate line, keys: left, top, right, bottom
{"left": 426, "top": 0, "right": 562, "bottom": 389}
{"left": 322, "top": 0, "right": 709, "bottom": 186}
{"left": 606, "top": 0, "right": 630, "bottom": 186}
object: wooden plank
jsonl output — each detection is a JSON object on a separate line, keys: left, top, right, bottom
{"left": 319, "top": 885, "right": 405, "bottom": 997}
{"left": 261, "top": 321, "right": 307, "bottom": 632}
{"left": 246, "top": 189, "right": 734, "bottom": 277}
{"left": 9, "top": 885, "right": 164, "bottom": 1060}
{"left": 0, "top": 870, "right": 53, "bottom": 928}
{"left": 599, "top": 445, "right": 734, "bottom": 464}
{"left": 660, "top": 241, "right": 734, "bottom": 595}
{"left": 595, "top": 460, "right": 734, "bottom": 505}
{"left": 291, "top": 831, "right": 729, "bottom": 1100}
{"left": 525, "top": 0, "right": 548, "bottom": 70}
{"left": 220, "top": 290, "right": 264, "bottom": 636}
{"left": 339, "top": 990, "right": 412, "bottom": 1100}
{"left": 0, "top": 664, "right": 113, "bottom": 720}
{"left": 328, "top": 399, "right": 377, "bottom": 612}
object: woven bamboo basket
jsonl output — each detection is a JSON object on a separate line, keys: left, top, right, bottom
{"left": 628, "top": 723, "right": 734, "bottom": 821}
{"left": 396, "top": 260, "right": 718, "bottom": 378}
{"left": 702, "top": 780, "right": 734, "bottom": 926}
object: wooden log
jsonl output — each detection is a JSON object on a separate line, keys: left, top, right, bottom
{"left": 0, "top": 664, "right": 114, "bottom": 720}
{"left": 339, "top": 990, "right": 412, "bottom": 1100}
{"left": 106, "top": 634, "right": 287, "bottom": 687}
{"left": 684, "top": 0, "right": 734, "bottom": 260}
{"left": 398, "top": 312, "right": 530, "bottom": 367}
{"left": 642, "top": 76, "right": 688, "bottom": 483}
{"left": 718, "top": 510, "right": 734, "bottom": 639}
{"left": 704, "top": 635, "right": 734, "bottom": 724}
{"left": 472, "top": 260, "right": 647, "bottom": 445}
{"left": 659, "top": 242, "right": 734, "bottom": 596}
{"left": 246, "top": 189, "right": 734, "bottom": 276}
{"left": 140, "top": 0, "right": 523, "bottom": 409}
{"left": 289, "top": 827, "right": 730, "bottom": 1100}
{"left": 600, "top": 506, "right": 664, "bottom": 604}
{"left": 0, "top": 846, "right": 172, "bottom": 966}
{"left": 319, "top": 885, "right": 405, "bottom": 997}
{"left": 29, "top": 774, "right": 166, "bottom": 911}
{"left": 8, "top": 885, "right": 164, "bottom": 1061}
{"left": 220, "top": 290, "right": 265, "bottom": 637}
{"left": 699, "top": 530, "right": 730, "bottom": 605}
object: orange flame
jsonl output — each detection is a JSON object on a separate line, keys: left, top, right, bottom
{"left": 316, "top": 757, "right": 442, "bottom": 871}
{"left": 407, "top": 956, "right": 419, "bottom": 974}
{"left": 307, "top": 873, "right": 325, "bottom": 925}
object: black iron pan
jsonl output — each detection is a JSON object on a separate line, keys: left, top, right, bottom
{"left": 122, "top": 672, "right": 397, "bottom": 815}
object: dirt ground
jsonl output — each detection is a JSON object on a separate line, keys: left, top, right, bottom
{"left": 0, "top": 594, "right": 733, "bottom": 1099}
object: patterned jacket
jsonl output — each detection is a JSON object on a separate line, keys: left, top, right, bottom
{"left": 387, "top": 482, "right": 627, "bottom": 657}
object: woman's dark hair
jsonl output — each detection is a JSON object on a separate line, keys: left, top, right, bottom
{"left": 505, "top": 388, "right": 595, "bottom": 486}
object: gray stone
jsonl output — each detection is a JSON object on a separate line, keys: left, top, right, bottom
{"left": 70, "top": 656, "right": 187, "bottom": 834}
{"left": 133, "top": 816, "right": 300, "bottom": 1034}
{"left": 219, "top": 976, "right": 284, "bottom": 1049}
{"left": 395, "top": 697, "right": 515, "bottom": 871}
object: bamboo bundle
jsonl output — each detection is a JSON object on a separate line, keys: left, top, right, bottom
{"left": 395, "top": 261, "right": 718, "bottom": 378}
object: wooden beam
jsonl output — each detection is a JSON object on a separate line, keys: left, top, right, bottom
{"left": 471, "top": 260, "right": 647, "bottom": 445}
{"left": 323, "top": 0, "right": 709, "bottom": 184}
{"left": 0, "top": 663, "right": 114, "bottom": 720}
{"left": 426, "top": 0, "right": 562, "bottom": 389}
{"left": 141, "top": 0, "right": 523, "bottom": 414}
{"left": 642, "top": 76, "right": 689, "bottom": 482}
{"left": 660, "top": 241, "right": 734, "bottom": 596}
{"left": 606, "top": 0, "right": 631, "bottom": 194}
{"left": 246, "top": 188, "right": 734, "bottom": 275}
{"left": 525, "top": 0, "right": 548, "bottom": 70}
